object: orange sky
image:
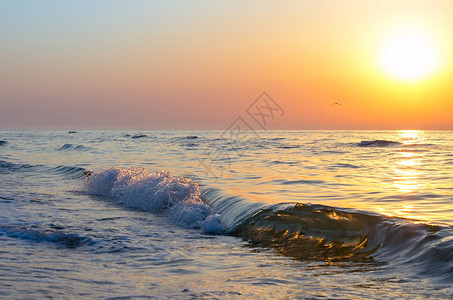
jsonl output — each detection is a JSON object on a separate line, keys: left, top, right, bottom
{"left": 1, "top": 1, "right": 452, "bottom": 129}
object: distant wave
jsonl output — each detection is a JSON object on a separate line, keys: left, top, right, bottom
{"left": 131, "top": 134, "right": 147, "bottom": 139}
{"left": 0, "top": 140, "right": 7, "bottom": 146}
{"left": 57, "top": 144, "right": 91, "bottom": 151}
{"left": 202, "top": 188, "right": 453, "bottom": 280}
{"left": 0, "top": 160, "right": 34, "bottom": 172}
{"left": 0, "top": 159, "right": 89, "bottom": 179}
{"left": 357, "top": 140, "right": 402, "bottom": 147}
{"left": 0, "top": 160, "right": 15, "bottom": 169}
{"left": 185, "top": 135, "right": 199, "bottom": 139}
{"left": 356, "top": 140, "right": 436, "bottom": 149}
{"left": 331, "top": 163, "right": 361, "bottom": 169}
{"left": 0, "top": 225, "right": 94, "bottom": 248}
{"left": 278, "top": 179, "right": 325, "bottom": 185}
{"left": 185, "top": 143, "right": 198, "bottom": 148}
{"left": 276, "top": 145, "right": 301, "bottom": 149}
{"left": 83, "top": 167, "right": 223, "bottom": 233}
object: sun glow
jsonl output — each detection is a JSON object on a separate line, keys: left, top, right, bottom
{"left": 379, "top": 29, "right": 441, "bottom": 81}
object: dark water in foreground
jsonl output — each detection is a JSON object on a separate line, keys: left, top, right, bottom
{"left": 1, "top": 130, "right": 452, "bottom": 299}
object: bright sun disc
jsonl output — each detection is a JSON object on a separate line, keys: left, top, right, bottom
{"left": 379, "top": 30, "right": 441, "bottom": 81}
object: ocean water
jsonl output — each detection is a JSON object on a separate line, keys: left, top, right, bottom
{"left": 1, "top": 129, "right": 452, "bottom": 299}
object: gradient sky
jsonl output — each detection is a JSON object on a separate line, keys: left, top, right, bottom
{"left": 1, "top": 0, "right": 453, "bottom": 129}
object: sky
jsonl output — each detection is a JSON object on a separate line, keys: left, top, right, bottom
{"left": 1, "top": 0, "right": 453, "bottom": 129}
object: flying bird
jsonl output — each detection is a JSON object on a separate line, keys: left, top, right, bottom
{"left": 332, "top": 102, "right": 342, "bottom": 106}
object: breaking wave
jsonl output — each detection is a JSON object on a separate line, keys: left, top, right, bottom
{"left": 83, "top": 167, "right": 223, "bottom": 234}
{"left": 3, "top": 156, "right": 453, "bottom": 282}
{"left": 81, "top": 168, "right": 453, "bottom": 281}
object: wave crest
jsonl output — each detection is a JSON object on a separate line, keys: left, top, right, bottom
{"left": 51, "top": 165, "right": 91, "bottom": 179}
{"left": 58, "top": 144, "right": 91, "bottom": 151}
{"left": 83, "top": 167, "right": 223, "bottom": 233}
{"left": 357, "top": 140, "right": 402, "bottom": 147}
{"left": 356, "top": 140, "right": 435, "bottom": 148}
{"left": 131, "top": 134, "right": 147, "bottom": 139}
{"left": 203, "top": 188, "right": 453, "bottom": 280}
{"left": 234, "top": 203, "right": 377, "bottom": 261}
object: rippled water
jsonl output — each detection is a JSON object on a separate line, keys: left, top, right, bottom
{"left": 1, "top": 130, "right": 452, "bottom": 299}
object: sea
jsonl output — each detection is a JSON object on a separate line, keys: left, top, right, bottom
{"left": 0, "top": 129, "right": 452, "bottom": 299}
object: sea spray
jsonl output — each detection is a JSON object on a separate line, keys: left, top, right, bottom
{"left": 83, "top": 167, "right": 223, "bottom": 233}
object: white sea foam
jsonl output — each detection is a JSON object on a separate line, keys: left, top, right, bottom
{"left": 83, "top": 167, "right": 223, "bottom": 233}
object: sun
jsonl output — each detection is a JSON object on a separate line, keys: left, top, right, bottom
{"left": 378, "top": 29, "right": 441, "bottom": 81}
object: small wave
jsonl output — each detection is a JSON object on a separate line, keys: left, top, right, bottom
{"left": 357, "top": 140, "right": 402, "bottom": 147}
{"left": 0, "top": 159, "right": 90, "bottom": 180}
{"left": 51, "top": 165, "right": 91, "bottom": 179}
{"left": 276, "top": 145, "right": 300, "bottom": 149}
{"left": 356, "top": 140, "right": 435, "bottom": 149}
{"left": 0, "top": 193, "right": 16, "bottom": 203}
{"left": 131, "top": 134, "right": 147, "bottom": 139}
{"left": 0, "top": 225, "right": 94, "bottom": 248}
{"left": 68, "top": 131, "right": 77, "bottom": 134}
{"left": 74, "top": 145, "right": 89, "bottom": 150}
{"left": 58, "top": 143, "right": 76, "bottom": 150}
{"left": 0, "top": 160, "right": 33, "bottom": 171}
{"left": 0, "top": 160, "right": 14, "bottom": 169}
{"left": 331, "top": 163, "right": 361, "bottom": 169}
{"left": 83, "top": 167, "right": 223, "bottom": 234}
{"left": 279, "top": 179, "right": 325, "bottom": 185}
{"left": 185, "top": 135, "right": 199, "bottom": 139}
{"left": 57, "top": 144, "right": 91, "bottom": 151}
{"left": 0, "top": 140, "right": 7, "bottom": 146}
{"left": 185, "top": 143, "right": 198, "bottom": 147}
